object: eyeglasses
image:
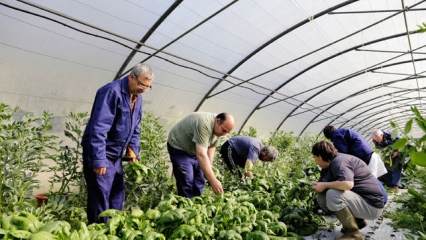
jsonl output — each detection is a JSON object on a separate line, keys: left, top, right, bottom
{"left": 133, "top": 74, "right": 152, "bottom": 91}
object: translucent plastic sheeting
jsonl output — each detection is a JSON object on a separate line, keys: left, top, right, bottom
{"left": 0, "top": 0, "right": 425, "bottom": 138}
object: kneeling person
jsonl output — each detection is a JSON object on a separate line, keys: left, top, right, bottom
{"left": 220, "top": 136, "right": 278, "bottom": 178}
{"left": 311, "top": 141, "right": 384, "bottom": 240}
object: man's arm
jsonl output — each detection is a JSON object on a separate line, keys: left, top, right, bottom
{"left": 312, "top": 180, "right": 353, "bottom": 194}
{"left": 244, "top": 160, "right": 254, "bottom": 178}
{"left": 196, "top": 143, "right": 223, "bottom": 194}
{"left": 207, "top": 146, "right": 216, "bottom": 165}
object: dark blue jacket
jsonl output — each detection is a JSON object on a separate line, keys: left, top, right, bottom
{"left": 331, "top": 128, "right": 373, "bottom": 164}
{"left": 81, "top": 76, "right": 142, "bottom": 168}
{"left": 373, "top": 130, "right": 400, "bottom": 149}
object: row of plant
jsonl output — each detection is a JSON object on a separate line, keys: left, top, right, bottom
{"left": 0, "top": 102, "right": 326, "bottom": 239}
{"left": 0, "top": 173, "right": 326, "bottom": 239}
{"left": 379, "top": 106, "right": 426, "bottom": 240}
{"left": 2, "top": 102, "right": 424, "bottom": 239}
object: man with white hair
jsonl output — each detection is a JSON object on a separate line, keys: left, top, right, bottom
{"left": 372, "top": 129, "right": 403, "bottom": 191}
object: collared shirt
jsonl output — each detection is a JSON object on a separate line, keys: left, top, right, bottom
{"left": 168, "top": 112, "right": 219, "bottom": 156}
{"left": 373, "top": 130, "right": 400, "bottom": 149}
{"left": 81, "top": 76, "right": 142, "bottom": 168}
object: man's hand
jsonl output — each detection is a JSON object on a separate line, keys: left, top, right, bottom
{"left": 392, "top": 151, "right": 399, "bottom": 159}
{"left": 209, "top": 178, "right": 224, "bottom": 195}
{"left": 128, "top": 158, "right": 138, "bottom": 163}
{"left": 244, "top": 171, "right": 254, "bottom": 178}
{"left": 94, "top": 167, "right": 106, "bottom": 175}
{"left": 312, "top": 181, "right": 325, "bottom": 194}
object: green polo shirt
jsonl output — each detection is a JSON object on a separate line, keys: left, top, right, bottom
{"left": 168, "top": 112, "right": 219, "bottom": 155}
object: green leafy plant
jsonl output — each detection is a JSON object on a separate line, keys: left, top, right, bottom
{"left": 389, "top": 106, "right": 426, "bottom": 167}
{"left": 417, "top": 22, "right": 426, "bottom": 33}
{"left": 0, "top": 104, "right": 58, "bottom": 215}
{"left": 124, "top": 112, "right": 175, "bottom": 211}
{"left": 47, "top": 112, "right": 88, "bottom": 197}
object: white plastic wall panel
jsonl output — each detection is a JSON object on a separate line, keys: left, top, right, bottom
{"left": 1, "top": 0, "right": 425, "bottom": 138}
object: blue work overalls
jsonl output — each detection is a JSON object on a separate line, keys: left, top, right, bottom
{"left": 81, "top": 76, "right": 142, "bottom": 224}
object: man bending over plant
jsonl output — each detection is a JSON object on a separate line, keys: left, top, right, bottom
{"left": 372, "top": 129, "right": 404, "bottom": 191}
{"left": 219, "top": 136, "right": 278, "bottom": 178}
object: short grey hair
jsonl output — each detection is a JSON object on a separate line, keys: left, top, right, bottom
{"left": 372, "top": 129, "right": 383, "bottom": 138}
{"left": 131, "top": 63, "right": 154, "bottom": 80}
{"left": 264, "top": 146, "right": 278, "bottom": 161}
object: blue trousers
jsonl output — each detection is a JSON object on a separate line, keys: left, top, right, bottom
{"left": 167, "top": 143, "right": 205, "bottom": 198}
{"left": 83, "top": 150, "right": 125, "bottom": 224}
{"left": 385, "top": 168, "right": 402, "bottom": 187}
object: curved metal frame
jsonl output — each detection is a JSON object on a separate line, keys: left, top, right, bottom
{"left": 194, "top": 0, "right": 357, "bottom": 112}
{"left": 113, "top": 0, "right": 184, "bottom": 80}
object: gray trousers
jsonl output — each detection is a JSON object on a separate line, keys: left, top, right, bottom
{"left": 317, "top": 189, "right": 383, "bottom": 220}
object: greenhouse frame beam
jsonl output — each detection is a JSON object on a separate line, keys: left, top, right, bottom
{"left": 113, "top": 0, "right": 183, "bottom": 81}
{"left": 313, "top": 86, "right": 423, "bottom": 124}
{"left": 345, "top": 98, "right": 424, "bottom": 130}
{"left": 264, "top": 1, "right": 425, "bottom": 135}
{"left": 359, "top": 110, "right": 422, "bottom": 137}
{"left": 317, "top": 99, "right": 421, "bottom": 137}
{"left": 329, "top": 8, "right": 426, "bottom": 14}
{"left": 10, "top": 0, "right": 248, "bottom": 88}
{"left": 283, "top": 58, "right": 426, "bottom": 136}
{"left": 335, "top": 87, "right": 426, "bottom": 127}
{"left": 350, "top": 97, "right": 426, "bottom": 128}
{"left": 299, "top": 71, "right": 426, "bottom": 136}
{"left": 355, "top": 49, "right": 426, "bottom": 55}
{"left": 291, "top": 72, "right": 425, "bottom": 119}
{"left": 195, "top": 0, "right": 358, "bottom": 112}
{"left": 241, "top": 34, "right": 419, "bottom": 133}
{"left": 371, "top": 70, "right": 426, "bottom": 77}
{"left": 262, "top": 35, "right": 424, "bottom": 112}
{"left": 311, "top": 75, "right": 426, "bottom": 124}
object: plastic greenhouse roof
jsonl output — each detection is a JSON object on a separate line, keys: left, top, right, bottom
{"left": 1, "top": 0, "right": 425, "bottom": 139}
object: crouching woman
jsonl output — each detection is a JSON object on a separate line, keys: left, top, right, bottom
{"left": 311, "top": 141, "right": 384, "bottom": 240}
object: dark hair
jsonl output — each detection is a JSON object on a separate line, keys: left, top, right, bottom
{"left": 311, "top": 141, "right": 337, "bottom": 162}
{"left": 322, "top": 125, "right": 335, "bottom": 140}
{"left": 216, "top": 113, "right": 228, "bottom": 125}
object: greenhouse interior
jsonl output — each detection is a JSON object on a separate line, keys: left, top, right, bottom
{"left": 1, "top": 0, "right": 426, "bottom": 239}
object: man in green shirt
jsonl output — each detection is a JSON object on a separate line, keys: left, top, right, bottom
{"left": 167, "top": 112, "right": 235, "bottom": 198}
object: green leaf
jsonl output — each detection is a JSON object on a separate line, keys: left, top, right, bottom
{"left": 404, "top": 119, "right": 413, "bottom": 134}
{"left": 392, "top": 138, "right": 408, "bottom": 150}
{"left": 390, "top": 121, "right": 396, "bottom": 128}
{"left": 415, "top": 119, "right": 426, "bottom": 133}
{"left": 418, "top": 134, "right": 426, "bottom": 144}
{"left": 391, "top": 129, "right": 398, "bottom": 139}
{"left": 410, "top": 152, "right": 426, "bottom": 167}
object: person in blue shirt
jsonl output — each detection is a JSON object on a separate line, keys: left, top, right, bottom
{"left": 372, "top": 129, "right": 403, "bottom": 191}
{"left": 81, "top": 63, "right": 154, "bottom": 224}
{"left": 323, "top": 126, "right": 387, "bottom": 178}
{"left": 220, "top": 136, "right": 278, "bottom": 178}
{"left": 323, "top": 126, "right": 388, "bottom": 206}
